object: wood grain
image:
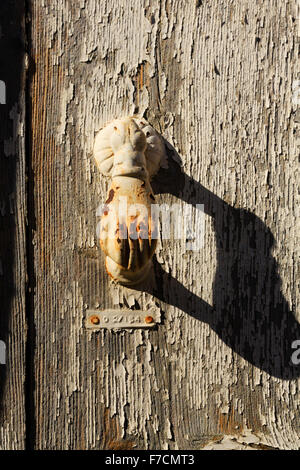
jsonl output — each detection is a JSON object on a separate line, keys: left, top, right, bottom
{"left": 0, "top": 0, "right": 26, "bottom": 450}
{"left": 29, "top": 0, "right": 299, "bottom": 449}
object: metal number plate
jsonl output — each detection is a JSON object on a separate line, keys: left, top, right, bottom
{"left": 85, "top": 308, "right": 161, "bottom": 329}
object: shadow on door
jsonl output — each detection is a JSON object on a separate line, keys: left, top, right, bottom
{"left": 142, "top": 141, "right": 300, "bottom": 380}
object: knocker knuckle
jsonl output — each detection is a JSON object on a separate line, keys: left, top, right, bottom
{"left": 94, "top": 116, "right": 165, "bottom": 285}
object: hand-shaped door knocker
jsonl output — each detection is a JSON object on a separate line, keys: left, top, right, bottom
{"left": 93, "top": 117, "right": 165, "bottom": 286}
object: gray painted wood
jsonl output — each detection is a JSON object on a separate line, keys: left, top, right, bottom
{"left": 29, "top": 0, "right": 299, "bottom": 449}
{"left": 0, "top": 1, "right": 27, "bottom": 450}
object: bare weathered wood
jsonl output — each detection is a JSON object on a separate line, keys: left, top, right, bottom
{"left": 29, "top": 0, "right": 299, "bottom": 449}
{"left": 0, "top": 1, "right": 27, "bottom": 449}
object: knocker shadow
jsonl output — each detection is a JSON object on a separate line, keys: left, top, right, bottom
{"left": 143, "top": 143, "right": 300, "bottom": 380}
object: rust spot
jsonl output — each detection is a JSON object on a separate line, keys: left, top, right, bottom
{"left": 90, "top": 315, "right": 100, "bottom": 325}
{"left": 145, "top": 315, "right": 154, "bottom": 324}
{"left": 133, "top": 62, "right": 150, "bottom": 104}
{"left": 106, "top": 270, "right": 114, "bottom": 279}
{"left": 106, "top": 189, "right": 115, "bottom": 204}
{"left": 103, "top": 210, "right": 108, "bottom": 216}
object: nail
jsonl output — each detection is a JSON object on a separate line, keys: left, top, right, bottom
{"left": 90, "top": 315, "right": 100, "bottom": 325}
{"left": 145, "top": 315, "right": 154, "bottom": 324}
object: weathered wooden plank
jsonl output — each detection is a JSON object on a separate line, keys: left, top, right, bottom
{"left": 0, "top": 0, "right": 27, "bottom": 449}
{"left": 30, "top": 0, "right": 299, "bottom": 449}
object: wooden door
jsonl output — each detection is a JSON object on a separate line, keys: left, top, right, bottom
{"left": 0, "top": 0, "right": 299, "bottom": 450}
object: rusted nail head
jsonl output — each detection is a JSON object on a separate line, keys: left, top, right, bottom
{"left": 145, "top": 315, "right": 154, "bottom": 324}
{"left": 90, "top": 315, "right": 100, "bottom": 325}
